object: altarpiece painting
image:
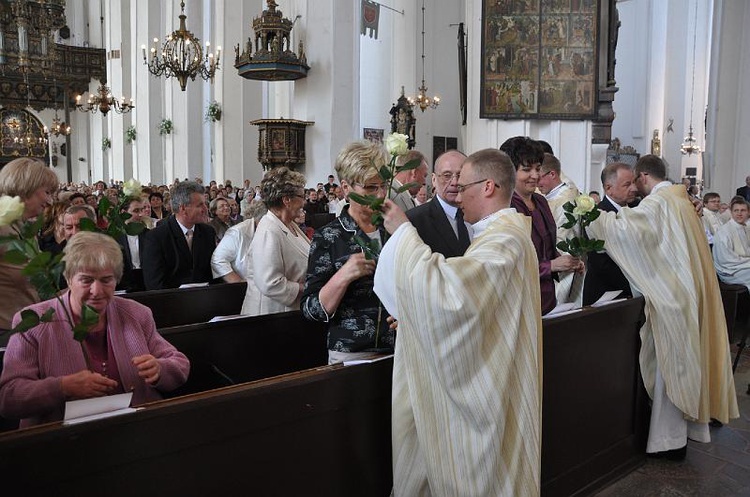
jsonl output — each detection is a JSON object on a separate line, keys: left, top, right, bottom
{"left": 481, "top": 0, "right": 599, "bottom": 119}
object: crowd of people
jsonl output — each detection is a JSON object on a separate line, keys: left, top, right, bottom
{"left": 0, "top": 140, "right": 747, "bottom": 494}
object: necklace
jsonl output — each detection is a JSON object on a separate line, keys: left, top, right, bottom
{"left": 84, "top": 329, "right": 109, "bottom": 377}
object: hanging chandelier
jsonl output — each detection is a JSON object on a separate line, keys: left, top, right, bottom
{"left": 681, "top": 1, "right": 701, "bottom": 156}
{"left": 142, "top": 1, "right": 221, "bottom": 91}
{"left": 409, "top": 0, "right": 439, "bottom": 112}
{"left": 46, "top": 112, "right": 70, "bottom": 137}
{"left": 74, "top": 83, "right": 134, "bottom": 116}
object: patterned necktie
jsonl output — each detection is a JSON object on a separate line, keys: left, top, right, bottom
{"left": 185, "top": 228, "right": 194, "bottom": 251}
{"left": 456, "top": 209, "right": 470, "bottom": 248}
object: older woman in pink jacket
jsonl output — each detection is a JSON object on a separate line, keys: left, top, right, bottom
{"left": 0, "top": 232, "right": 189, "bottom": 428}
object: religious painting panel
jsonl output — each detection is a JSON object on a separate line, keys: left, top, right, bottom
{"left": 363, "top": 128, "right": 384, "bottom": 143}
{"left": 481, "top": 0, "right": 599, "bottom": 120}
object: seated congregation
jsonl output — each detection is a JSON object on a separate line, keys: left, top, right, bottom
{"left": 0, "top": 136, "right": 744, "bottom": 496}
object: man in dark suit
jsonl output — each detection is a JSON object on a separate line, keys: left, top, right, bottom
{"left": 736, "top": 175, "right": 750, "bottom": 202}
{"left": 406, "top": 150, "right": 472, "bottom": 257}
{"left": 117, "top": 197, "right": 148, "bottom": 292}
{"left": 583, "top": 162, "right": 639, "bottom": 305}
{"left": 141, "top": 181, "right": 217, "bottom": 290}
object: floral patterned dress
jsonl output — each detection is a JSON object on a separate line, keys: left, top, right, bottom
{"left": 301, "top": 206, "right": 395, "bottom": 354}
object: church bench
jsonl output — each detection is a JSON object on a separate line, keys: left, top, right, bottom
{"left": 718, "top": 280, "right": 749, "bottom": 372}
{"left": 159, "top": 311, "right": 328, "bottom": 396}
{"left": 0, "top": 297, "right": 647, "bottom": 497}
{"left": 122, "top": 281, "right": 247, "bottom": 328}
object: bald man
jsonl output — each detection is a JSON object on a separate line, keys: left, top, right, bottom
{"left": 406, "top": 150, "right": 472, "bottom": 257}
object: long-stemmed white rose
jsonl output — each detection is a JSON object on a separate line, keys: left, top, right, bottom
{"left": 347, "top": 132, "right": 421, "bottom": 258}
{"left": 556, "top": 194, "right": 604, "bottom": 257}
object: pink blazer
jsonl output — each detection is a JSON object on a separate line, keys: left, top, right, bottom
{"left": 0, "top": 295, "right": 190, "bottom": 427}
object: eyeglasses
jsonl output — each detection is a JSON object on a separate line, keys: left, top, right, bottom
{"left": 456, "top": 178, "right": 488, "bottom": 193}
{"left": 437, "top": 171, "right": 461, "bottom": 182}
{"left": 354, "top": 182, "right": 388, "bottom": 194}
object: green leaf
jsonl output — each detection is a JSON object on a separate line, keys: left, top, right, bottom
{"left": 12, "top": 309, "right": 41, "bottom": 333}
{"left": 395, "top": 158, "right": 422, "bottom": 172}
{"left": 72, "top": 304, "right": 100, "bottom": 342}
{"left": 348, "top": 192, "right": 373, "bottom": 207}
{"left": 40, "top": 308, "right": 56, "bottom": 322}
{"left": 592, "top": 239, "right": 605, "bottom": 251}
{"left": 371, "top": 212, "right": 383, "bottom": 226}
{"left": 98, "top": 195, "right": 111, "bottom": 215}
{"left": 378, "top": 165, "right": 393, "bottom": 181}
{"left": 556, "top": 241, "right": 569, "bottom": 253}
{"left": 78, "top": 217, "right": 98, "bottom": 233}
{"left": 2, "top": 248, "right": 29, "bottom": 265}
{"left": 20, "top": 214, "right": 45, "bottom": 240}
{"left": 562, "top": 201, "right": 575, "bottom": 213}
{"left": 124, "top": 222, "right": 146, "bottom": 236}
{"left": 396, "top": 183, "right": 418, "bottom": 194}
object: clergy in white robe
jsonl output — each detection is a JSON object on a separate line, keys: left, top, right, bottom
{"left": 701, "top": 192, "right": 727, "bottom": 241}
{"left": 374, "top": 149, "right": 542, "bottom": 497}
{"left": 713, "top": 198, "right": 750, "bottom": 292}
{"left": 538, "top": 153, "right": 583, "bottom": 305}
{"left": 587, "top": 155, "right": 738, "bottom": 457}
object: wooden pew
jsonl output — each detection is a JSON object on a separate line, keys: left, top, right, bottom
{"left": 0, "top": 298, "right": 647, "bottom": 497}
{"left": 159, "top": 311, "right": 328, "bottom": 395}
{"left": 122, "top": 282, "right": 247, "bottom": 328}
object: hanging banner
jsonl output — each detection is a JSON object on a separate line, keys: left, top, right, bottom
{"left": 362, "top": 0, "right": 380, "bottom": 39}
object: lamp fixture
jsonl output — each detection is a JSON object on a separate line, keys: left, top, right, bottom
{"left": 680, "top": 1, "right": 701, "bottom": 156}
{"left": 46, "top": 111, "right": 70, "bottom": 137}
{"left": 409, "top": 0, "right": 439, "bottom": 112}
{"left": 74, "top": 83, "right": 134, "bottom": 116}
{"left": 142, "top": 1, "right": 221, "bottom": 91}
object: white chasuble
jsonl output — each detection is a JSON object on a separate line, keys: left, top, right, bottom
{"left": 587, "top": 185, "right": 738, "bottom": 424}
{"left": 546, "top": 182, "right": 583, "bottom": 305}
{"left": 374, "top": 211, "right": 543, "bottom": 497}
{"left": 713, "top": 219, "right": 750, "bottom": 292}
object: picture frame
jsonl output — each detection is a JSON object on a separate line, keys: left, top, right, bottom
{"left": 480, "top": 0, "right": 600, "bottom": 120}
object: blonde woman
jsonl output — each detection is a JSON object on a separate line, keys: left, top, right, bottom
{"left": 0, "top": 158, "right": 58, "bottom": 337}
{"left": 301, "top": 141, "right": 396, "bottom": 364}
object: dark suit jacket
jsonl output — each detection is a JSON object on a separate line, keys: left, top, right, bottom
{"left": 406, "top": 198, "right": 469, "bottom": 258}
{"left": 582, "top": 196, "right": 636, "bottom": 305}
{"left": 141, "top": 216, "right": 217, "bottom": 290}
{"left": 736, "top": 185, "right": 750, "bottom": 202}
{"left": 117, "top": 232, "right": 147, "bottom": 292}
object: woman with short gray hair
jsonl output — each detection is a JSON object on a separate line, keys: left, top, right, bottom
{"left": 242, "top": 167, "right": 310, "bottom": 315}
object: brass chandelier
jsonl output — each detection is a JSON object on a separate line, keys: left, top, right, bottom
{"left": 75, "top": 83, "right": 134, "bottom": 116}
{"left": 409, "top": 0, "right": 439, "bottom": 112}
{"left": 142, "top": 1, "right": 221, "bottom": 91}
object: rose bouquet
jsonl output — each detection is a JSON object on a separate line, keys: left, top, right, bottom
{"left": 555, "top": 194, "right": 605, "bottom": 257}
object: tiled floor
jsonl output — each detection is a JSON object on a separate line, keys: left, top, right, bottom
{"left": 594, "top": 340, "right": 750, "bottom": 497}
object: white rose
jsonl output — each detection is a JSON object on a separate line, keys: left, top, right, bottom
{"left": 572, "top": 194, "right": 596, "bottom": 216}
{"left": 385, "top": 133, "right": 409, "bottom": 157}
{"left": 0, "top": 195, "right": 25, "bottom": 227}
{"left": 122, "top": 178, "right": 142, "bottom": 197}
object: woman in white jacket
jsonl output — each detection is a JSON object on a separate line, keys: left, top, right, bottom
{"left": 241, "top": 167, "right": 310, "bottom": 316}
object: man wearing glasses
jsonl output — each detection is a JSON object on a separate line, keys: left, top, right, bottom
{"left": 405, "top": 150, "right": 472, "bottom": 257}
{"left": 391, "top": 150, "right": 428, "bottom": 212}
{"left": 374, "top": 148, "right": 542, "bottom": 496}
{"left": 587, "top": 154, "right": 738, "bottom": 460}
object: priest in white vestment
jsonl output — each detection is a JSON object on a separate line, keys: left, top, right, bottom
{"left": 713, "top": 197, "right": 750, "bottom": 292}
{"left": 587, "top": 155, "right": 739, "bottom": 459}
{"left": 538, "top": 153, "right": 582, "bottom": 305}
{"left": 374, "top": 149, "right": 542, "bottom": 497}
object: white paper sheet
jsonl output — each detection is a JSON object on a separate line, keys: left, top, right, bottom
{"left": 63, "top": 392, "right": 135, "bottom": 425}
{"left": 591, "top": 290, "right": 623, "bottom": 306}
{"left": 343, "top": 354, "right": 394, "bottom": 367}
{"left": 179, "top": 282, "right": 210, "bottom": 289}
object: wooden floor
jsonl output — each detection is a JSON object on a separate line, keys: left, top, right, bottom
{"left": 594, "top": 343, "right": 750, "bottom": 497}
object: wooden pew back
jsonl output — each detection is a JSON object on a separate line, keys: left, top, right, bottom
{"left": 122, "top": 282, "right": 247, "bottom": 328}
{"left": 159, "top": 311, "right": 328, "bottom": 395}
